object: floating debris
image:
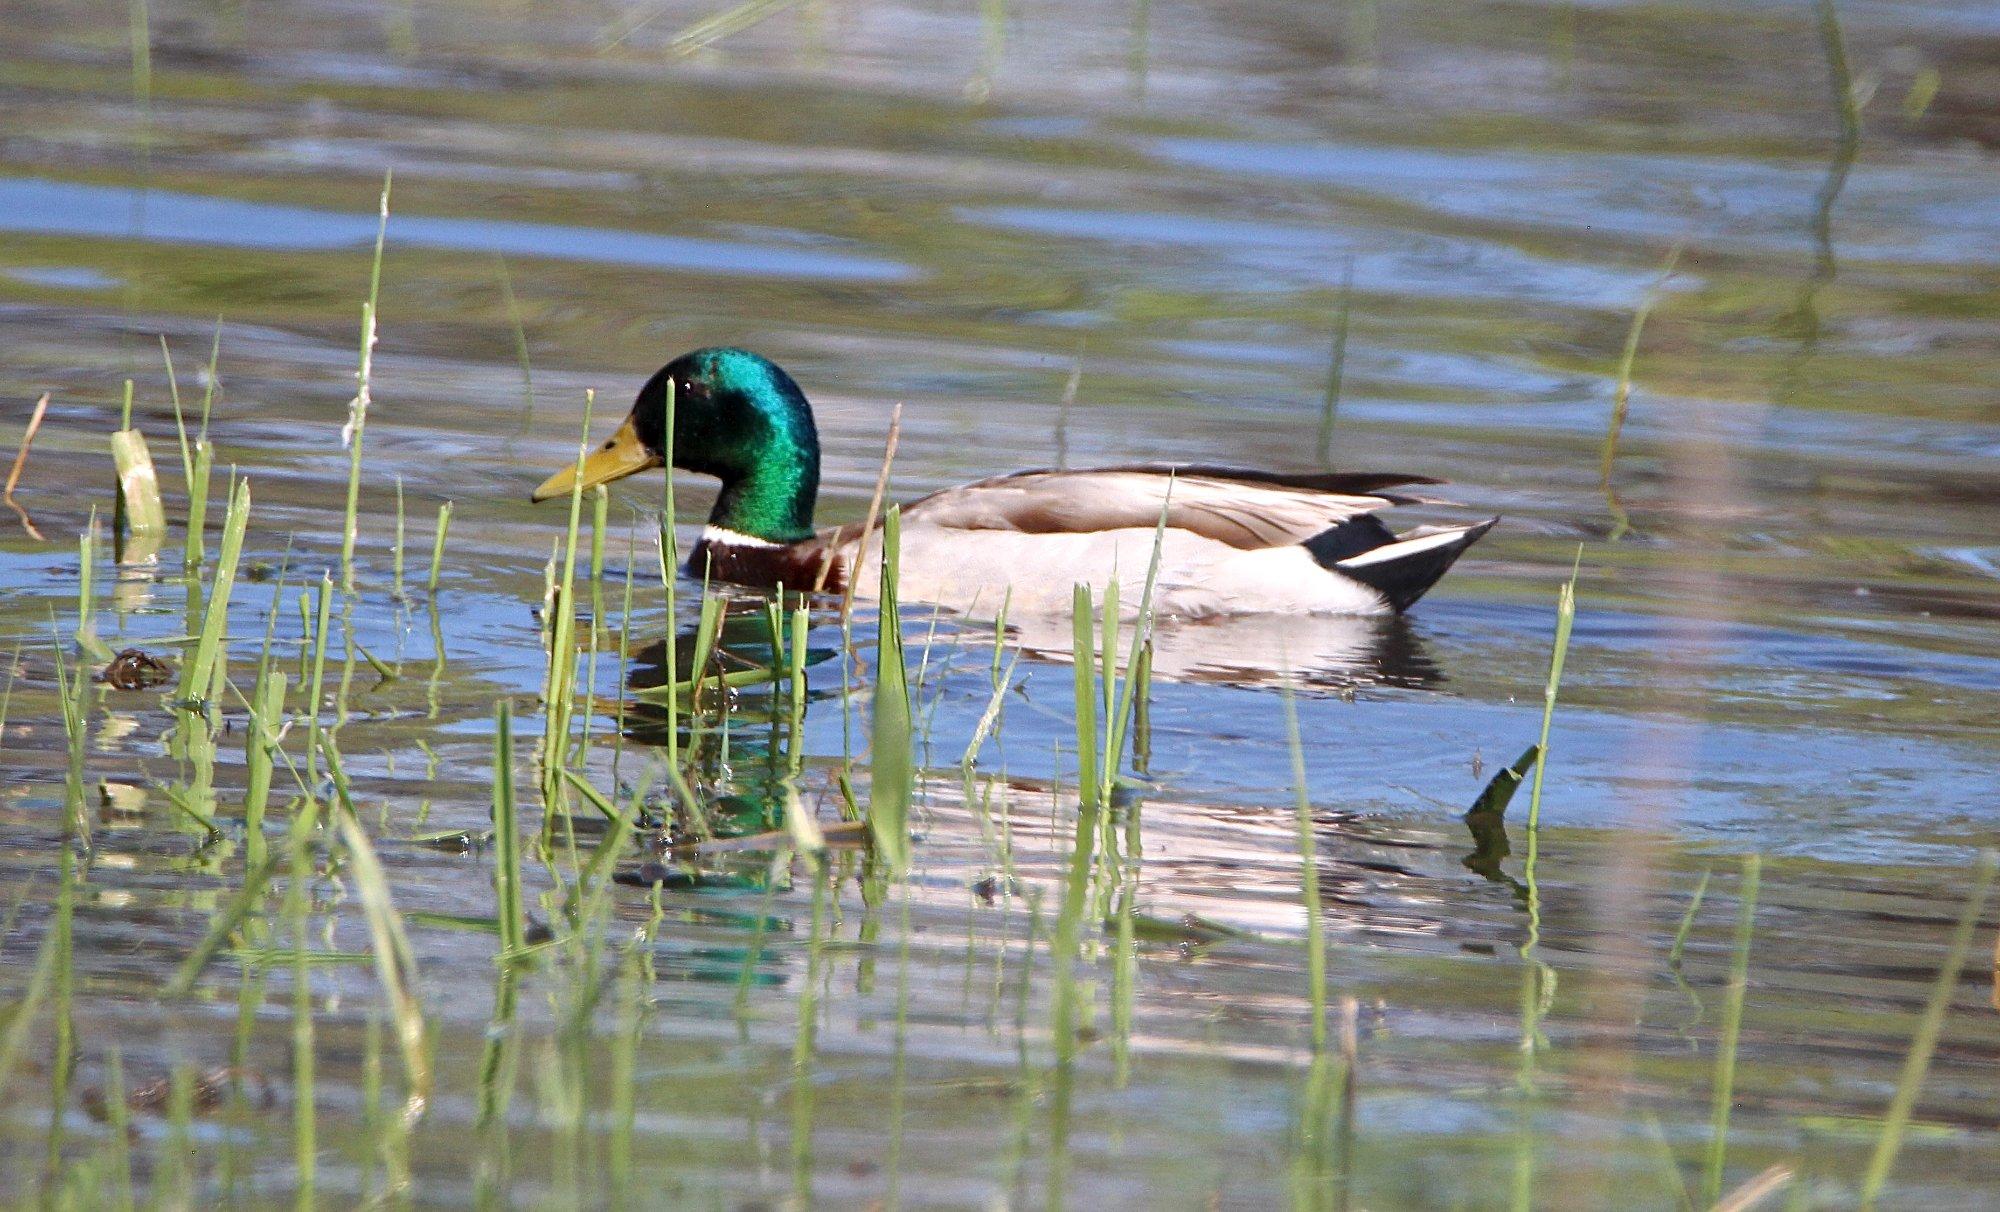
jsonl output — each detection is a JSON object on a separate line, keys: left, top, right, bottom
{"left": 83, "top": 1066, "right": 276, "bottom": 1121}
{"left": 98, "top": 647, "right": 172, "bottom": 690}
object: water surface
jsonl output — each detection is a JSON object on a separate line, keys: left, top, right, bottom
{"left": 1, "top": 0, "right": 1998, "bottom": 1204}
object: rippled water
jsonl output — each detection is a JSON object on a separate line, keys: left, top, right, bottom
{"left": 2, "top": 0, "right": 1999, "bottom": 1204}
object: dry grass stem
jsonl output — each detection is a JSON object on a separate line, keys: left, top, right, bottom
{"left": 829, "top": 401, "right": 903, "bottom": 607}
{"left": 5, "top": 393, "right": 49, "bottom": 540}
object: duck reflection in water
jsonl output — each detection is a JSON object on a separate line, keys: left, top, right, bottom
{"left": 993, "top": 607, "right": 1442, "bottom": 692}
{"left": 617, "top": 592, "right": 1444, "bottom": 820}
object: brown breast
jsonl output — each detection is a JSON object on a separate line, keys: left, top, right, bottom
{"left": 688, "top": 536, "right": 847, "bottom": 595}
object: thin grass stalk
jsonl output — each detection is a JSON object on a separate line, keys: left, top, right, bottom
{"left": 556, "top": 769, "right": 645, "bottom": 923}
{"left": 1111, "top": 880, "right": 1136, "bottom": 1089}
{"left": 1101, "top": 484, "right": 1172, "bottom": 801}
{"left": 613, "top": 521, "right": 636, "bottom": 783}
{"left": 659, "top": 379, "right": 679, "bottom": 771}
{"left": 492, "top": 699, "right": 526, "bottom": 958}
{"left": 159, "top": 336, "right": 197, "bottom": 563}
{"left": 574, "top": 485, "right": 610, "bottom": 756}
{"left": 52, "top": 629, "right": 90, "bottom": 843}
{"left": 542, "top": 391, "right": 596, "bottom": 823}
{"left": 156, "top": 1064, "right": 195, "bottom": 1204}
{"left": 334, "top": 809, "right": 432, "bottom": 1117}
{"left": 1525, "top": 554, "right": 1581, "bottom": 832}
{"left": 474, "top": 964, "right": 522, "bottom": 1203}
{"left": 787, "top": 606, "right": 809, "bottom": 779}
{"left": 185, "top": 442, "right": 213, "bottom": 569}
{"left": 1071, "top": 586, "right": 1099, "bottom": 814}
{"left": 1335, "top": 998, "right": 1359, "bottom": 1212}
{"left": 1512, "top": 563, "right": 1578, "bottom": 1212}
{"left": 589, "top": 485, "right": 609, "bottom": 637}
{"left": 1712, "top": 1164, "right": 1794, "bottom": 1212}
{"left": 732, "top": 869, "right": 781, "bottom": 1025}
{"left": 165, "top": 851, "right": 283, "bottom": 995}
{"left": 832, "top": 403, "right": 902, "bottom": 606}
{"left": 1702, "top": 854, "right": 1761, "bottom": 1205}
{"left": 685, "top": 593, "right": 724, "bottom": 699}
{"left": 0, "top": 891, "right": 59, "bottom": 1091}
{"left": 199, "top": 319, "right": 220, "bottom": 440}
{"left": 1315, "top": 258, "right": 1354, "bottom": 468}
{"left": 1098, "top": 576, "right": 1117, "bottom": 789}
{"left": 0, "top": 644, "right": 19, "bottom": 752}
{"left": 104, "top": 1046, "right": 133, "bottom": 1211}
{"left": 496, "top": 256, "right": 535, "bottom": 432}
{"left": 1816, "top": 0, "right": 1862, "bottom": 144}
{"left": 180, "top": 477, "right": 250, "bottom": 706}
{"left": 1283, "top": 682, "right": 1328, "bottom": 1052}
{"left": 789, "top": 869, "right": 827, "bottom": 1204}
{"left": 46, "top": 842, "right": 78, "bottom": 1171}
{"left": 1599, "top": 248, "right": 1681, "bottom": 541}
{"left": 4, "top": 394, "right": 50, "bottom": 542}
{"left": 885, "top": 893, "right": 914, "bottom": 1208}
{"left": 361, "top": 1018, "right": 384, "bottom": 1203}
{"left": 340, "top": 170, "right": 392, "bottom": 592}
{"left": 244, "top": 671, "right": 287, "bottom": 870}
{"left": 663, "top": 0, "right": 804, "bottom": 55}
{"left": 1133, "top": 640, "right": 1153, "bottom": 772}
{"left": 303, "top": 575, "right": 332, "bottom": 787}
{"left": 76, "top": 510, "right": 110, "bottom": 660}
{"left": 391, "top": 477, "right": 407, "bottom": 600}
{"left": 608, "top": 946, "right": 641, "bottom": 1198}
{"left": 426, "top": 501, "right": 451, "bottom": 595}
{"left": 289, "top": 816, "right": 315, "bottom": 1211}
{"left": 1049, "top": 585, "right": 1102, "bottom": 1068}
{"left": 189, "top": 332, "right": 222, "bottom": 569}
{"left": 1859, "top": 850, "right": 1997, "bottom": 1208}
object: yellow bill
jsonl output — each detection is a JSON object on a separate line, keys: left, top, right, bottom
{"left": 531, "top": 416, "right": 658, "bottom": 502}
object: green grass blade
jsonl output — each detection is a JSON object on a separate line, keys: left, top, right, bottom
{"left": 180, "top": 477, "right": 250, "bottom": 706}
{"left": 491, "top": 699, "right": 525, "bottom": 959}
{"left": 426, "top": 501, "right": 452, "bottom": 595}
{"left": 1283, "top": 681, "right": 1327, "bottom": 1053}
{"left": 867, "top": 506, "right": 912, "bottom": 875}
{"left": 1525, "top": 554, "right": 1580, "bottom": 832}
{"left": 334, "top": 810, "right": 432, "bottom": 1115}
{"left": 1702, "top": 854, "right": 1761, "bottom": 1204}
{"left": 1860, "top": 850, "right": 1996, "bottom": 1208}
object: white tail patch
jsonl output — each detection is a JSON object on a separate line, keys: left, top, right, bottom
{"left": 1335, "top": 527, "right": 1475, "bottom": 569}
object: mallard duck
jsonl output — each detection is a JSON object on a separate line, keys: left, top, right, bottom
{"left": 532, "top": 347, "right": 1495, "bottom": 617}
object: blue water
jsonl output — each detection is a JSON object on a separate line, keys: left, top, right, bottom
{"left": 0, "top": 175, "right": 915, "bottom": 281}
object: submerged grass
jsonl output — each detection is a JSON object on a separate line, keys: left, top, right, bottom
{"left": 1599, "top": 247, "right": 1681, "bottom": 540}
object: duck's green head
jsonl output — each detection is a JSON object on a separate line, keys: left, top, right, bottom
{"left": 532, "top": 347, "right": 821, "bottom": 543}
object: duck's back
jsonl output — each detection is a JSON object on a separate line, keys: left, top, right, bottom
{"left": 831, "top": 465, "right": 1493, "bottom": 618}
